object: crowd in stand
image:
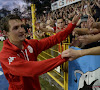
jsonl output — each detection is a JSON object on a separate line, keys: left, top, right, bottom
{"left": 35, "top": 0, "right": 100, "bottom": 50}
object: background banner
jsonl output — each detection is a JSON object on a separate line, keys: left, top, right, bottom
{"left": 51, "top": 0, "right": 81, "bottom": 11}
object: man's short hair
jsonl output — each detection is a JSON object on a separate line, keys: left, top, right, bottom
{"left": 0, "top": 14, "right": 21, "bottom": 32}
{"left": 57, "top": 17, "right": 64, "bottom": 22}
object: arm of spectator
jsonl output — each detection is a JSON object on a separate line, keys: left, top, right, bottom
{"left": 73, "top": 28, "right": 89, "bottom": 36}
{"left": 90, "top": 22, "right": 100, "bottom": 29}
{"left": 41, "top": 28, "right": 54, "bottom": 32}
{"left": 70, "top": 32, "right": 100, "bottom": 47}
{"left": 87, "top": 16, "right": 95, "bottom": 29}
{"left": 69, "top": 38, "right": 82, "bottom": 47}
{"left": 76, "top": 19, "right": 81, "bottom": 26}
{"left": 90, "top": 0, "right": 96, "bottom": 8}
{"left": 96, "top": 0, "right": 100, "bottom": 8}
{"left": 38, "top": 25, "right": 54, "bottom": 33}
{"left": 86, "top": 5, "right": 93, "bottom": 16}
{"left": 35, "top": 24, "right": 54, "bottom": 33}
{"left": 78, "top": 33, "right": 100, "bottom": 46}
{"left": 61, "top": 46, "right": 100, "bottom": 61}
{"left": 89, "top": 28, "right": 100, "bottom": 34}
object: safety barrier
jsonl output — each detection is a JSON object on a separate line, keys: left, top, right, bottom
{"left": 31, "top": 4, "right": 71, "bottom": 90}
{"left": 36, "top": 33, "right": 71, "bottom": 90}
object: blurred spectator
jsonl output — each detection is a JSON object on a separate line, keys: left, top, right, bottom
{"left": 56, "top": 17, "right": 66, "bottom": 33}
{"left": 26, "top": 27, "right": 33, "bottom": 40}
{"left": 35, "top": 0, "right": 100, "bottom": 50}
{"left": 46, "top": 19, "right": 56, "bottom": 33}
{"left": 34, "top": 22, "right": 46, "bottom": 39}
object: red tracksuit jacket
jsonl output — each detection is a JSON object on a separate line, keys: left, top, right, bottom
{"left": 0, "top": 23, "right": 76, "bottom": 90}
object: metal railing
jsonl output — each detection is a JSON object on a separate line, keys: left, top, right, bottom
{"left": 31, "top": 4, "right": 70, "bottom": 90}
{"left": 37, "top": 33, "right": 71, "bottom": 90}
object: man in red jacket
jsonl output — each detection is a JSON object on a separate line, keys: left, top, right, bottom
{"left": 0, "top": 14, "right": 80, "bottom": 90}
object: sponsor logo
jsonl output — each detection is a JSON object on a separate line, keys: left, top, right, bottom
{"left": 27, "top": 45, "right": 33, "bottom": 53}
{"left": 8, "top": 57, "right": 16, "bottom": 65}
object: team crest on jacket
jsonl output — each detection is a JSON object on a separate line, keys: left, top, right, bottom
{"left": 27, "top": 45, "right": 33, "bottom": 53}
{"left": 8, "top": 57, "right": 16, "bottom": 65}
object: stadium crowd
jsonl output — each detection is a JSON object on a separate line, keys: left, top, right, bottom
{"left": 35, "top": 0, "right": 100, "bottom": 51}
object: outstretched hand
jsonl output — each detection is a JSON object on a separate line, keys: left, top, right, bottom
{"left": 78, "top": 35, "right": 95, "bottom": 46}
{"left": 72, "top": 13, "right": 81, "bottom": 24}
{"left": 87, "top": 16, "right": 95, "bottom": 29}
{"left": 61, "top": 48, "right": 82, "bottom": 61}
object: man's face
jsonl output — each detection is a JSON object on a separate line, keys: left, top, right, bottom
{"left": 7, "top": 19, "right": 26, "bottom": 43}
{"left": 57, "top": 19, "right": 64, "bottom": 28}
